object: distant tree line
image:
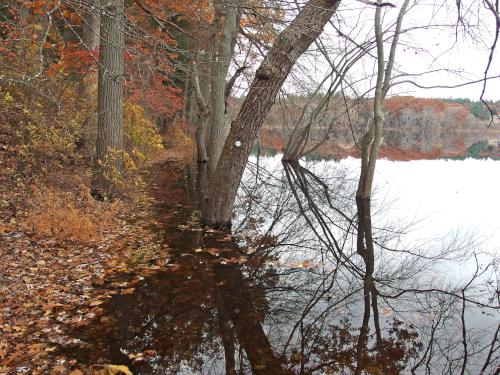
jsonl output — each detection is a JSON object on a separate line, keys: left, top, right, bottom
{"left": 440, "top": 98, "right": 499, "bottom": 120}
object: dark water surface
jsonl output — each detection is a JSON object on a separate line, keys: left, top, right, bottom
{"left": 61, "top": 161, "right": 499, "bottom": 375}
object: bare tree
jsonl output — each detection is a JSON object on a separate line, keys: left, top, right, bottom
{"left": 354, "top": 0, "right": 410, "bottom": 372}
{"left": 282, "top": 19, "right": 376, "bottom": 161}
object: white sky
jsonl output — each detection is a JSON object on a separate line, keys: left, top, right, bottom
{"left": 388, "top": 0, "right": 500, "bottom": 100}
{"left": 268, "top": 0, "right": 500, "bottom": 101}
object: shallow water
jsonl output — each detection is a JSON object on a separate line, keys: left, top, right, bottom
{"left": 62, "top": 158, "right": 500, "bottom": 374}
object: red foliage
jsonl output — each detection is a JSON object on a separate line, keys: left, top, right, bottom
{"left": 384, "top": 96, "right": 470, "bottom": 127}
{"left": 258, "top": 130, "right": 286, "bottom": 151}
{"left": 384, "top": 96, "right": 446, "bottom": 115}
{"left": 445, "top": 103, "right": 469, "bottom": 124}
{"left": 127, "top": 78, "right": 182, "bottom": 118}
{"left": 54, "top": 48, "right": 99, "bottom": 75}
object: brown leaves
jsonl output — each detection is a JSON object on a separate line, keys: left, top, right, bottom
{"left": 25, "top": 188, "right": 122, "bottom": 245}
{"left": 0, "top": 191, "right": 166, "bottom": 373}
{"left": 0, "top": 340, "right": 9, "bottom": 359}
{"left": 90, "top": 364, "right": 133, "bottom": 375}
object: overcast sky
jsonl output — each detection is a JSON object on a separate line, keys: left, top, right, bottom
{"left": 391, "top": 0, "right": 500, "bottom": 100}
{"left": 277, "top": 0, "right": 500, "bottom": 101}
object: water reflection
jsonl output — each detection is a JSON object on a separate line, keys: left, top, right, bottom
{"left": 64, "top": 159, "right": 499, "bottom": 374}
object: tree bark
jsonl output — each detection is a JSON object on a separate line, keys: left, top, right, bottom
{"left": 92, "top": 0, "right": 124, "bottom": 199}
{"left": 181, "top": 72, "right": 191, "bottom": 126}
{"left": 208, "top": 0, "right": 241, "bottom": 172}
{"left": 82, "top": 0, "right": 101, "bottom": 51}
{"left": 203, "top": 0, "right": 341, "bottom": 227}
{"left": 192, "top": 63, "right": 209, "bottom": 162}
{"left": 77, "top": 0, "right": 100, "bottom": 137}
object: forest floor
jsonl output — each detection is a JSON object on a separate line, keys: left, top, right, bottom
{"left": 0, "top": 149, "right": 188, "bottom": 374}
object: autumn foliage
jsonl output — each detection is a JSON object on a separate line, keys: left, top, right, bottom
{"left": 384, "top": 96, "right": 469, "bottom": 124}
{"left": 0, "top": 1, "right": 195, "bottom": 369}
{"left": 0, "top": 0, "right": 191, "bottom": 198}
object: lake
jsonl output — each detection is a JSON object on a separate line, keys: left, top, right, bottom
{"left": 242, "top": 156, "right": 500, "bottom": 254}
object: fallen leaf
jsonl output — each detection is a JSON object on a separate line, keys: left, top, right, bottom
{"left": 101, "top": 364, "right": 133, "bottom": 375}
{"left": 51, "top": 364, "right": 67, "bottom": 374}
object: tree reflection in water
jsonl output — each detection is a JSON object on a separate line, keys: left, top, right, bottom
{"left": 64, "top": 160, "right": 499, "bottom": 375}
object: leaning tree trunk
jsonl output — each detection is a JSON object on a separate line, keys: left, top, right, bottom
{"left": 208, "top": 0, "right": 240, "bottom": 173}
{"left": 203, "top": 0, "right": 341, "bottom": 227}
{"left": 92, "top": 0, "right": 124, "bottom": 199}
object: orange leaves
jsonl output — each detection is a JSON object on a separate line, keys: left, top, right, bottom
{"left": 52, "top": 48, "right": 99, "bottom": 75}
{"left": 163, "top": 122, "right": 195, "bottom": 161}
{"left": 24, "top": 0, "right": 50, "bottom": 15}
{"left": 0, "top": 177, "right": 166, "bottom": 372}
{"left": 239, "top": 0, "right": 284, "bottom": 46}
{"left": 127, "top": 78, "right": 182, "bottom": 118}
{"left": 384, "top": 96, "right": 470, "bottom": 127}
{"left": 0, "top": 340, "right": 9, "bottom": 360}
{"left": 139, "top": 0, "right": 212, "bottom": 24}
{"left": 25, "top": 188, "right": 114, "bottom": 244}
{"left": 90, "top": 364, "right": 133, "bottom": 375}
{"left": 384, "top": 96, "right": 447, "bottom": 115}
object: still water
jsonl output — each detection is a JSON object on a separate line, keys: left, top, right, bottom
{"left": 65, "top": 157, "right": 500, "bottom": 374}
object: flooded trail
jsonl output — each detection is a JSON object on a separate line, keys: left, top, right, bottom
{"left": 60, "top": 161, "right": 288, "bottom": 374}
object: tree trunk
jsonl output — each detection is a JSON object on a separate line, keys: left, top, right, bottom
{"left": 208, "top": 0, "right": 240, "bottom": 172}
{"left": 181, "top": 72, "right": 191, "bottom": 126}
{"left": 354, "top": 1, "right": 409, "bottom": 372}
{"left": 193, "top": 63, "right": 209, "bottom": 162}
{"left": 203, "top": 0, "right": 341, "bottom": 227}
{"left": 92, "top": 0, "right": 124, "bottom": 199}
{"left": 82, "top": 0, "right": 101, "bottom": 51}
{"left": 77, "top": 0, "right": 100, "bottom": 109}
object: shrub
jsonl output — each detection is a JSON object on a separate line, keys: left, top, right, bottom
{"left": 124, "top": 103, "right": 163, "bottom": 166}
{"left": 27, "top": 189, "right": 93, "bottom": 243}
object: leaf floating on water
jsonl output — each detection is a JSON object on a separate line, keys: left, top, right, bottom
{"left": 206, "top": 248, "right": 220, "bottom": 256}
{"left": 216, "top": 235, "right": 232, "bottom": 242}
{"left": 120, "top": 287, "right": 135, "bottom": 295}
{"left": 381, "top": 306, "right": 393, "bottom": 317}
{"left": 91, "top": 364, "right": 133, "bottom": 375}
{"left": 204, "top": 228, "right": 222, "bottom": 233}
{"left": 52, "top": 364, "right": 68, "bottom": 373}
{"left": 246, "top": 247, "right": 256, "bottom": 254}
